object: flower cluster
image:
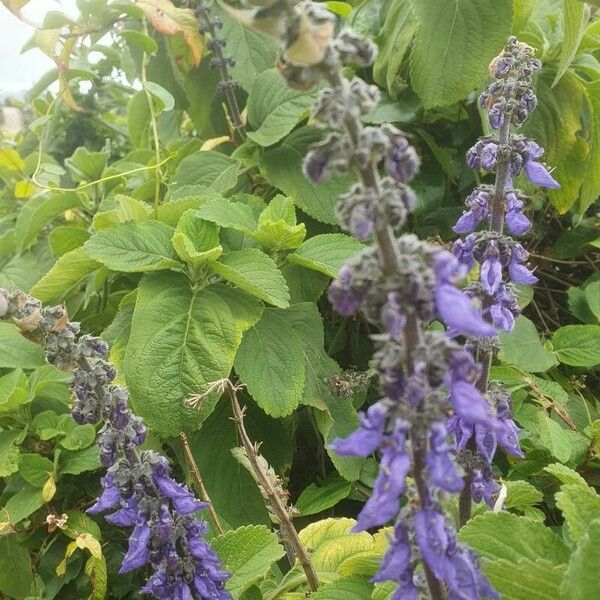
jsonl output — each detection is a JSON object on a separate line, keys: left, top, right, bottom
{"left": 0, "top": 290, "right": 231, "bottom": 600}
{"left": 275, "top": 3, "right": 501, "bottom": 598}
{"left": 452, "top": 39, "right": 558, "bottom": 508}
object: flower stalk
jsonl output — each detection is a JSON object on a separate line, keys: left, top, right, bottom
{"left": 0, "top": 290, "right": 232, "bottom": 600}
{"left": 273, "top": 3, "right": 502, "bottom": 598}
{"left": 452, "top": 38, "right": 560, "bottom": 526}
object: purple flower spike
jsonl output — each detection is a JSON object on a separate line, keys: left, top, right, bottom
{"left": 120, "top": 518, "right": 151, "bottom": 573}
{"left": 523, "top": 160, "right": 560, "bottom": 188}
{"left": 372, "top": 522, "right": 412, "bottom": 582}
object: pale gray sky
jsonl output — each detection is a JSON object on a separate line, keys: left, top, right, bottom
{"left": 0, "top": 0, "right": 79, "bottom": 92}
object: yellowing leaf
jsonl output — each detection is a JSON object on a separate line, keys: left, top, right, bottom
{"left": 137, "top": 0, "right": 203, "bottom": 67}
{"left": 76, "top": 533, "right": 102, "bottom": 559}
{"left": 34, "top": 29, "right": 61, "bottom": 58}
{"left": 14, "top": 180, "right": 34, "bottom": 198}
{"left": 2, "top": 0, "right": 30, "bottom": 16}
{"left": 0, "top": 149, "right": 25, "bottom": 171}
{"left": 42, "top": 476, "right": 56, "bottom": 502}
{"left": 201, "top": 136, "right": 230, "bottom": 151}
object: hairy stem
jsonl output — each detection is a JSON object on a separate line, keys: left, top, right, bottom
{"left": 179, "top": 432, "right": 225, "bottom": 535}
{"left": 193, "top": 1, "right": 246, "bottom": 142}
{"left": 458, "top": 118, "right": 512, "bottom": 528}
{"left": 324, "top": 66, "right": 446, "bottom": 600}
{"left": 226, "top": 381, "right": 320, "bottom": 592}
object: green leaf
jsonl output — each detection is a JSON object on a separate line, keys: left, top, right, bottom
{"left": 553, "top": 0, "right": 588, "bottom": 86}
{"left": 59, "top": 424, "right": 96, "bottom": 451}
{"left": 0, "top": 429, "right": 23, "bottom": 477}
{"left": 157, "top": 193, "right": 217, "bottom": 226}
{"left": 282, "top": 264, "right": 329, "bottom": 303}
{"left": 552, "top": 325, "right": 600, "bottom": 367}
{"left": 31, "top": 410, "right": 60, "bottom": 440}
{"left": 504, "top": 480, "right": 543, "bottom": 510}
{"left": 259, "top": 127, "right": 355, "bottom": 224}
{"left": 196, "top": 196, "right": 258, "bottom": 235}
{"left": 409, "top": 0, "right": 513, "bottom": 108}
{"left": 0, "top": 148, "right": 25, "bottom": 171}
{"left": 253, "top": 196, "right": 306, "bottom": 251}
{"left": 0, "top": 536, "right": 33, "bottom": 599}
{"left": 172, "top": 210, "right": 223, "bottom": 268}
{"left": 30, "top": 247, "right": 101, "bottom": 302}
{"left": 128, "top": 90, "right": 151, "bottom": 147}
{"left": 247, "top": 69, "right": 318, "bottom": 146}
{"left": 48, "top": 225, "right": 90, "bottom": 256}
{"left": 483, "top": 558, "right": 566, "bottom": 600}
{"left": 145, "top": 81, "right": 175, "bottom": 112}
{"left": 298, "top": 518, "right": 375, "bottom": 574}
{"left": 173, "top": 151, "right": 241, "bottom": 194}
{"left": 312, "top": 576, "right": 373, "bottom": 600}
{"left": 2, "top": 485, "right": 44, "bottom": 525}
{"left": 64, "top": 147, "right": 108, "bottom": 182}
{"left": 458, "top": 512, "right": 570, "bottom": 564}
{"left": 122, "top": 29, "right": 158, "bottom": 54}
{"left": 0, "top": 369, "right": 30, "bottom": 413}
{"left": 93, "top": 194, "right": 151, "bottom": 230}
{"left": 287, "top": 234, "right": 364, "bottom": 278}
{"left": 124, "top": 272, "right": 262, "bottom": 436}
{"left": 578, "top": 81, "right": 600, "bottom": 214}
{"left": 535, "top": 413, "right": 574, "bottom": 463}
{"left": 0, "top": 322, "right": 45, "bottom": 369}
{"left": 523, "top": 72, "right": 586, "bottom": 213}
{"left": 14, "top": 192, "right": 82, "bottom": 252}
{"left": 235, "top": 308, "right": 305, "bottom": 417}
{"left": 212, "top": 525, "right": 285, "bottom": 597}
{"left": 560, "top": 518, "right": 600, "bottom": 600}
{"left": 214, "top": 4, "right": 278, "bottom": 92}
{"left": 59, "top": 445, "right": 101, "bottom": 476}
{"left": 19, "top": 453, "right": 54, "bottom": 487}
{"left": 499, "top": 316, "right": 558, "bottom": 373}
{"left": 210, "top": 249, "right": 290, "bottom": 308}
{"left": 85, "top": 220, "right": 180, "bottom": 272}
{"left": 584, "top": 281, "right": 600, "bottom": 321}
{"left": 555, "top": 483, "right": 600, "bottom": 543}
{"left": 373, "top": 0, "right": 417, "bottom": 97}
{"left": 544, "top": 462, "right": 589, "bottom": 487}
{"left": 296, "top": 476, "right": 352, "bottom": 516}
{"left": 85, "top": 555, "right": 108, "bottom": 600}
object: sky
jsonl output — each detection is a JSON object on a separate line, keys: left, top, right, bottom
{"left": 0, "top": 0, "right": 79, "bottom": 93}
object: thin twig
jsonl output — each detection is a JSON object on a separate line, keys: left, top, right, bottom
{"left": 224, "top": 380, "right": 321, "bottom": 592}
{"left": 179, "top": 432, "right": 225, "bottom": 535}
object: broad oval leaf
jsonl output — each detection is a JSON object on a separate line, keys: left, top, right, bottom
{"left": 124, "top": 272, "right": 262, "bottom": 436}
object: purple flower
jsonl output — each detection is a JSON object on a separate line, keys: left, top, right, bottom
{"left": 372, "top": 522, "right": 411, "bottom": 582}
{"left": 472, "top": 468, "right": 499, "bottom": 506}
{"left": 488, "top": 103, "right": 505, "bottom": 130}
{"left": 87, "top": 473, "right": 121, "bottom": 514}
{"left": 435, "top": 284, "right": 496, "bottom": 338}
{"left": 330, "top": 401, "right": 387, "bottom": 457}
{"left": 480, "top": 143, "right": 498, "bottom": 170}
{"left": 120, "top": 518, "right": 151, "bottom": 573}
{"left": 414, "top": 508, "right": 450, "bottom": 581}
{"left": 105, "top": 497, "right": 139, "bottom": 527}
{"left": 328, "top": 265, "right": 364, "bottom": 316}
{"left": 474, "top": 424, "right": 497, "bottom": 463}
{"left": 508, "top": 244, "right": 537, "bottom": 285}
{"left": 385, "top": 137, "right": 420, "bottom": 183}
{"left": 523, "top": 160, "right": 560, "bottom": 188}
{"left": 452, "top": 235, "right": 477, "bottom": 270}
{"left": 480, "top": 245, "right": 502, "bottom": 295}
{"left": 427, "top": 423, "right": 464, "bottom": 493}
{"left": 453, "top": 189, "right": 490, "bottom": 234}
{"left": 382, "top": 292, "right": 406, "bottom": 337}
{"left": 488, "top": 283, "right": 518, "bottom": 331}
{"left": 505, "top": 192, "right": 531, "bottom": 235}
{"left": 355, "top": 420, "right": 410, "bottom": 530}
{"left": 153, "top": 472, "right": 207, "bottom": 515}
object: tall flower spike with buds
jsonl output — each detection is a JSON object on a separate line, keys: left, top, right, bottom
{"left": 272, "top": 3, "right": 500, "bottom": 598}
{"left": 0, "top": 290, "right": 232, "bottom": 600}
{"left": 452, "top": 39, "right": 559, "bottom": 518}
